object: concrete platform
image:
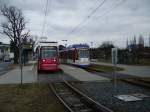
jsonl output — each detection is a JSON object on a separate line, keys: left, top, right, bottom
{"left": 91, "top": 62, "right": 150, "bottom": 78}
{"left": 60, "top": 64, "right": 110, "bottom": 82}
{"left": 0, "top": 65, "right": 37, "bottom": 84}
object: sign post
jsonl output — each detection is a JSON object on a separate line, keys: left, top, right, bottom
{"left": 111, "top": 48, "right": 118, "bottom": 94}
{"left": 19, "top": 44, "right": 23, "bottom": 85}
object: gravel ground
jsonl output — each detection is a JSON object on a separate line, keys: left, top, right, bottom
{"left": 38, "top": 70, "right": 77, "bottom": 83}
{"left": 72, "top": 81, "right": 150, "bottom": 112}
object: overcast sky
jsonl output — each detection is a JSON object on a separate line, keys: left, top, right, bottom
{"left": 0, "top": 0, "right": 150, "bottom": 48}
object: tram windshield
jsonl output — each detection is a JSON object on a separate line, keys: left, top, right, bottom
{"left": 41, "top": 46, "right": 57, "bottom": 58}
{"left": 79, "top": 49, "right": 89, "bottom": 58}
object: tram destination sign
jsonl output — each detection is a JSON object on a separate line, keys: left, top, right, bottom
{"left": 22, "top": 44, "right": 33, "bottom": 49}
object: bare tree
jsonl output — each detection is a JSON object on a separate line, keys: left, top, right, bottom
{"left": 126, "top": 38, "right": 129, "bottom": 48}
{"left": 133, "top": 35, "right": 137, "bottom": 46}
{"left": 99, "top": 41, "right": 114, "bottom": 49}
{"left": 98, "top": 41, "right": 115, "bottom": 60}
{"left": 0, "top": 5, "right": 29, "bottom": 64}
{"left": 149, "top": 35, "right": 150, "bottom": 47}
{"left": 138, "top": 34, "right": 144, "bottom": 48}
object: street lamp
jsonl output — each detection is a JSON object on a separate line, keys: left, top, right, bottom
{"left": 90, "top": 42, "right": 93, "bottom": 48}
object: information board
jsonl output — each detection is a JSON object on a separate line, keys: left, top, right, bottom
{"left": 111, "top": 48, "right": 118, "bottom": 65}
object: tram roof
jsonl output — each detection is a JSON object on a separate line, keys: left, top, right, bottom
{"left": 60, "top": 44, "right": 89, "bottom": 52}
{"left": 68, "top": 44, "right": 89, "bottom": 49}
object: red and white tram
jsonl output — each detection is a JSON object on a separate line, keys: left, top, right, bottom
{"left": 37, "top": 41, "right": 59, "bottom": 72}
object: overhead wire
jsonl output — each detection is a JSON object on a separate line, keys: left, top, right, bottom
{"left": 96, "top": 0, "right": 126, "bottom": 19}
{"left": 77, "top": 0, "right": 126, "bottom": 35}
{"left": 34, "top": 0, "right": 49, "bottom": 45}
{"left": 41, "top": 0, "right": 49, "bottom": 37}
{"left": 66, "top": 0, "right": 107, "bottom": 37}
{"left": 66, "top": 0, "right": 126, "bottom": 38}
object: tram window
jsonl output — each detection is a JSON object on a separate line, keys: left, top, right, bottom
{"left": 41, "top": 46, "right": 57, "bottom": 58}
{"left": 41, "top": 50, "right": 57, "bottom": 58}
{"left": 79, "top": 50, "right": 89, "bottom": 58}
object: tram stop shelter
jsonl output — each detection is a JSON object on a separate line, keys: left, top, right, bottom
{"left": 22, "top": 43, "right": 33, "bottom": 65}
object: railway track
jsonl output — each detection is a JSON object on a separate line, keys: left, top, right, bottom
{"left": 85, "top": 67, "right": 150, "bottom": 89}
{"left": 121, "top": 78, "right": 150, "bottom": 88}
{"left": 49, "top": 79, "right": 113, "bottom": 112}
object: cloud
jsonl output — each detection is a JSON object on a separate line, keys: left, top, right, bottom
{"left": 0, "top": 0, "right": 150, "bottom": 48}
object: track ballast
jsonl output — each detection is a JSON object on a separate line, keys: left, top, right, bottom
{"left": 49, "top": 80, "right": 113, "bottom": 112}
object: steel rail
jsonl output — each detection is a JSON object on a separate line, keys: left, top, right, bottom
{"left": 49, "top": 78, "right": 114, "bottom": 112}
{"left": 63, "top": 79, "right": 114, "bottom": 112}
{"left": 49, "top": 82, "right": 74, "bottom": 112}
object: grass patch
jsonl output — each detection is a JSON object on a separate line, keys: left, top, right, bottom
{"left": 0, "top": 83, "right": 65, "bottom": 112}
{"left": 138, "top": 59, "right": 150, "bottom": 66}
{"left": 86, "top": 64, "right": 124, "bottom": 73}
{"left": 97, "top": 59, "right": 112, "bottom": 63}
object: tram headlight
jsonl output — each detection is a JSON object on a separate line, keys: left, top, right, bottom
{"left": 42, "top": 59, "right": 46, "bottom": 62}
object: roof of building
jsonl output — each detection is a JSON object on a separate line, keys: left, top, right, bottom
{"left": 0, "top": 42, "right": 10, "bottom": 48}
